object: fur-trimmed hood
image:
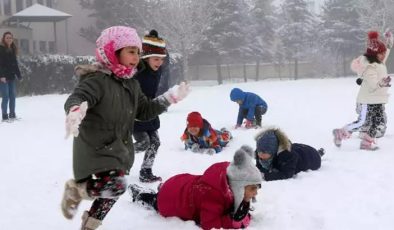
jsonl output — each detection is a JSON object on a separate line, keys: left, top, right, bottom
{"left": 255, "top": 127, "right": 291, "bottom": 154}
{"left": 74, "top": 62, "right": 111, "bottom": 79}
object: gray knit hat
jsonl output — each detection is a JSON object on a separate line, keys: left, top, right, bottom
{"left": 227, "top": 145, "right": 262, "bottom": 211}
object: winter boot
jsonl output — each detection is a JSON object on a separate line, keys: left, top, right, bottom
{"left": 61, "top": 179, "right": 92, "bottom": 219}
{"left": 139, "top": 168, "right": 162, "bottom": 183}
{"left": 128, "top": 184, "right": 157, "bottom": 210}
{"left": 1, "top": 113, "right": 8, "bottom": 122}
{"left": 360, "top": 134, "right": 378, "bottom": 151}
{"left": 332, "top": 128, "right": 351, "bottom": 147}
{"left": 80, "top": 211, "right": 102, "bottom": 230}
{"left": 318, "top": 148, "right": 325, "bottom": 157}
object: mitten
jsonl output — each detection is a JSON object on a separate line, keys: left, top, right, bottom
{"left": 379, "top": 76, "right": 391, "bottom": 87}
{"left": 244, "top": 120, "right": 253, "bottom": 129}
{"left": 385, "top": 29, "right": 393, "bottom": 49}
{"left": 232, "top": 201, "right": 251, "bottom": 228}
{"left": 190, "top": 143, "right": 201, "bottom": 153}
{"left": 205, "top": 148, "right": 216, "bottom": 155}
{"left": 65, "top": 101, "right": 88, "bottom": 139}
{"left": 163, "top": 82, "right": 191, "bottom": 104}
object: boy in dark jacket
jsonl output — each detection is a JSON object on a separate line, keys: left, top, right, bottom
{"left": 255, "top": 128, "right": 324, "bottom": 181}
{"left": 133, "top": 30, "right": 168, "bottom": 183}
{"left": 181, "top": 111, "right": 232, "bottom": 154}
{"left": 60, "top": 26, "right": 190, "bottom": 230}
{"left": 230, "top": 88, "right": 268, "bottom": 129}
{"left": 128, "top": 146, "right": 262, "bottom": 230}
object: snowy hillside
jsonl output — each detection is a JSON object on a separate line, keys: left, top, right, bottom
{"left": 0, "top": 77, "right": 393, "bottom": 230}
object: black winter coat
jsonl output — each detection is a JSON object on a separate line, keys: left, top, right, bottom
{"left": 0, "top": 45, "right": 21, "bottom": 81}
{"left": 133, "top": 60, "right": 162, "bottom": 132}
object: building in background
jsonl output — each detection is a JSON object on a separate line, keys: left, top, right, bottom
{"left": 0, "top": 0, "right": 94, "bottom": 55}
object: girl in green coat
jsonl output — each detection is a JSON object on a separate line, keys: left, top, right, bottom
{"left": 60, "top": 26, "right": 190, "bottom": 230}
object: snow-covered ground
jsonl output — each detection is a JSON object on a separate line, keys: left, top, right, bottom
{"left": 1, "top": 77, "right": 393, "bottom": 230}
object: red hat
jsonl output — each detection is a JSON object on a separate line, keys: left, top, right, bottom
{"left": 366, "top": 31, "right": 387, "bottom": 56}
{"left": 187, "top": 112, "right": 203, "bottom": 128}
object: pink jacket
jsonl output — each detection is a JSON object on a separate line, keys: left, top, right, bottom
{"left": 157, "top": 162, "right": 250, "bottom": 230}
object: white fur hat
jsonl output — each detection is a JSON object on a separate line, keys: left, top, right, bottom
{"left": 227, "top": 145, "right": 262, "bottom": 211}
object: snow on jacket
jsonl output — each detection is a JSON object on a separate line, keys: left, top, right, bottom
{"left": 65, "top": 64, "right": 169, "bottom": 181}
{"left": 351, "top": 49, "right": 391, "bottom": 104}
{"left": 133, "top": 60, "right": 162, "bottom": 132}
{"left": 255, "top": 129, "right": 321, "bottom": 181}
{"left": 181, "top": 119, "right": 231, "bottom": 153}
{"left": 230, "top": 88, "right": 267, "bottom": 125}
{"left": 157, "top": 162, "right": 251, "bottom": 230}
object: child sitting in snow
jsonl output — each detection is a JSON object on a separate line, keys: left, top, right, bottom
{"left": 255, "top": 128, "right": 324, "bottom": 181}
{"left": 128, "top": 146, "right": 262, "bottom": 230}
{"left": 181, "top": 111, "right": 232, "bottom": 154}
{"left": 230, "top": 88, "right": 268, "bottom": 129}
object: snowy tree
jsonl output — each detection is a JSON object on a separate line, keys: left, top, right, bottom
{"left": 78, "top": 0, "right": 154, "bottom": 43}
{"left": 320, "top": 0, "right": 364, "bottom": 76}
{"left": 357, "top": 0, "right": 394, "bottom": 33}
{"left": 201, "top": 0, "right": 251, "bottom": 84}
{"left": 249, "top": 0, "right": 276, "bottom": 80}
{"left": 276, "top": 0, "right": 317, "bottom": 79}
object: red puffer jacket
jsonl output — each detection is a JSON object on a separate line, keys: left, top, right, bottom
{"left": 157, "top": 162, "right": 250, "bottom": 229}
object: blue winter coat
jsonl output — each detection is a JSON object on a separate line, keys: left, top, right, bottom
{"left": 255, "top": 129, "right": 321, "bottom": 181}
{"left": 230, "top": 88, "right": 267, "bottom": 125}
{"left": 133, "top": 60, "right": 162, "bottom": 132}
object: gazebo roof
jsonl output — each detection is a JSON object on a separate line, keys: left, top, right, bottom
{"left": 5, "top": 3, "right": 72, "bottom": 22}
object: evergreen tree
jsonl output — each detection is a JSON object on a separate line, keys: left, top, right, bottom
{"left": 276, "top": 0, "right": 317, "bottom": 79}
{"left": 249, "top": 0, "right": 276, "bottom": 80}
{"left": 320, "top": 0, "right": 364, "bottom": 76}
{"left": 201, "top": 0, "right": 250, "bottom": 84}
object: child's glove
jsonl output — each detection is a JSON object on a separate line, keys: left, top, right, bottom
{"left": 385, "top": 29, "right": 393, "bottom": 49}
{"left": 163, "top": 82, "right": 191, "bottom": 104}
{"left": 379, "top": 76, "right": 391, "bottom": 87}
{"left": 191, "top": 143, "right": 201, "bottom": 153}
{"left": 244, "top": 120, "right": 254, "bottom": 129}
{"left": 205, "top": 148, "right": 216, "bottom": 155}
{"left": 356, "top": 78, "right": 363, "bottom": 85}
{"left": 65, "top": 101, "right": 88, "bottom": 139}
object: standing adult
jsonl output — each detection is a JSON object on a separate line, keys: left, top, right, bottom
{"left": 0, "top": 31, "right": 22, "bottom": 122}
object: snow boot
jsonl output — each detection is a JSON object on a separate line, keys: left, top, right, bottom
{"left": 360, "top": 134, "right": 378, "bottom": 151}
{"left": 61, "top": 179, "right": 92, "bottom": 219}
{"left": 139, "top": 168, "right": 162, "bottom": 183}
{"left": 318, "top": 148, "right": 325, "bottom": 157}
{"left": 332, "top": 128, "right": 351, "bottom": 147}
{"left": 128, "top": 184, "right": 157, "bottom": 210}
{"left": 80, "top": 211, "right": 102, "bottom": 230}
{"left": 1, "top": 113, "right": 8, "bottom": 122}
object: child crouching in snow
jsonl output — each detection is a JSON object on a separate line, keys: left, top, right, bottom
{"left": 230, "top": 88, "right": 268, "bottom": 129}
{"left": 255, "top": 128, "right": 324, "bottom": 181}
{"left": 181, "top": 111, "right": 232, "bottom": 154}
{"left": 128, "top": 145, "right": 262, "bottom": 230}
{"left": 60, "top": 26, "right": 190, "bottom": 230}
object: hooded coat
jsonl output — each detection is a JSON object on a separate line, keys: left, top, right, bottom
{"left": 255, "top": 128, "right": 322, "bottom": 181}
{"left": 65, "top": 64, "right": 169, "bottom": 181}
{"left": 157, "top": 162, "right": 249, "bottom": 230}
{"left": 230, "top": 88, "right": 267, "bottom": 125}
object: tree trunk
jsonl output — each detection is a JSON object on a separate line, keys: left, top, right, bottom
{"left": 243, "top": 62, "right": 247, "bottom": 82}
{"left": 195, "top": 64, "right": 200, "bottom": 80}
{"left": 294, "top": 58, "right": 298, "bottom": 80}
{"left": 342, "top": 51, "right": 347, "bottom": 77}
{"left": 255, "top": 59, "right": 260, "bottom": 81}
{"left": 216, "top": 56, "right": 223, "bottom": 85}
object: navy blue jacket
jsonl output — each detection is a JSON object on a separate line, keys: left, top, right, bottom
{"left": 133, "top": 60, "right": 162, "bottom": 132}
{"left": 257, "top": 143, "right": 321, "bottom": 181}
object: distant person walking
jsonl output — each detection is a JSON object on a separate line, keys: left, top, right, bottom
{"left": 0, "top": 31, "right": 22, "bottom": 122}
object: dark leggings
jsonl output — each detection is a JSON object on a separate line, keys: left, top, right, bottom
{"left": 78, "top": 170, "right": 127, "bottom": 220}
